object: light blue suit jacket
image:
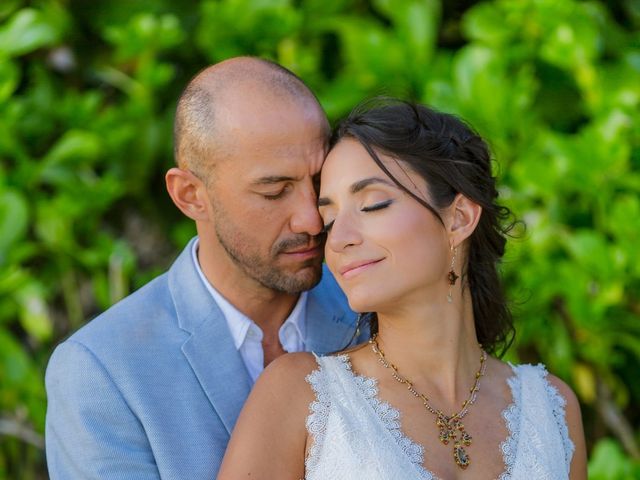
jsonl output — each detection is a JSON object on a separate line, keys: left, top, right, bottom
{"left": 45, "top": 238, "right": 361, "bottom": 479}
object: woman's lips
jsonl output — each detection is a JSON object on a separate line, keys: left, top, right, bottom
{"left": 339, "top": 259, "right": 384, "bottom": 279}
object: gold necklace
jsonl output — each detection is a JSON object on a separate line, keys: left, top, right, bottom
{"left": 369, "top": 334, "right": 487, "bottom": 470}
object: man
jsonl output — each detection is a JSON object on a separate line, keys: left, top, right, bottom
{"left": 45, "top": 57, "right": 364, "bottom": 479}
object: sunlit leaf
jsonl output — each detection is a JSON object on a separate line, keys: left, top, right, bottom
{"left": 16, "top": 284, "right": 52, "bottom": 342}
{"left": 0, "top": 8, "right": 61, "bottom": 57}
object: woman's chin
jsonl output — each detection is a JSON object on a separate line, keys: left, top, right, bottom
{"left": 347, "top": 296, "right": 378, "bottom": 315}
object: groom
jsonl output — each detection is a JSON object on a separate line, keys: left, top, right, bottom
{"left": 45, "top": 57, "right": 362, "bottom": 478}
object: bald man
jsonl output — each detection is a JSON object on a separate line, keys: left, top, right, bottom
{"left": 45, "top": 58, "right": 365, "bottom": 479}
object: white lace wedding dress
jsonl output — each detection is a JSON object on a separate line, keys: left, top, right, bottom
{"left": 304, "top": 355, "right": 574, "bottom": 480}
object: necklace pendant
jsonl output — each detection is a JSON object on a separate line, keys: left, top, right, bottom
{"left": 436, "top": 415, "right": 452, "bottom": 445}
{"left": 438, "top": 426, "right": 451, "bottom": 445}
{"left": 370, "top": 335, "right": 485, "bottom": 473}
{"left": 453, "top": 443, "right": 470, "bottom": 469}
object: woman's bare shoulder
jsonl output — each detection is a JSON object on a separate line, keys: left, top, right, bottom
{"left": 546, "top": 373, "right": 587, "bottom": 480}
{"left": 217, "top": 353, "right": 320, "bottom": 480}
{"left": 249, "top": 352, "right": 320, "bottom": 404}
{"left": 260, "top": 352, "right": 320, "bottom": 381}
{"left": 545, "top": 373, "right": 579, "bottom": 407}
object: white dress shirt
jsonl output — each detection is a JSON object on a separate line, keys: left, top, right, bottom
{"left": 191, "top": 239, "right": 307, "bottom": 383}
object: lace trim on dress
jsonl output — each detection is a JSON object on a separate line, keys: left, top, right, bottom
{"left": 497, "top": 365, "right": 523, "bottom": 480}
{"left": 305, "top": 355, "right": 436, "bottom": 480}
{"left": 306, "top": 357, "right": 574, "bottom": 480}
{"left": 538, "top": 365, "right": 576, "bottom": 470}
{"left": 304, "top": 359, "right": 332, "bottom": 474}
{"left": 498, "top": 364, "right": 575, "bottom": 479}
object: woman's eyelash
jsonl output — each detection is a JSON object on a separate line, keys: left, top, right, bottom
{"left": 322, "top": 200, "right": 392, "bottom": 233}
{"left": 361, "top": 200, "right": 393, "bottom": 212}
{"left": 321, "top": 220, "right": 334, "bottom": 233}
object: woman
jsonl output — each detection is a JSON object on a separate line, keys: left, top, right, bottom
{"left": 217, "top": 99, "right": 587, "bottom": 479}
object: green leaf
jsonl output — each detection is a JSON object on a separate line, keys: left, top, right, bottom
{"left": 539, "top": 14, "right": 600, "bottom": 69}
{"left": 588, "top": 438, "right": 640, "bottom": 479}
{"left": 42, "top": 130, "right": 103, "bottom": 167}
{"left": 0, "top": 188, "right": 29, "bottom": 263}
{"left": 0, "top": 8, "right": 61, "bottom": 57}
{"left": 0, "top": 329, "right": 31, "bottom": 384}
{"left": 34, "top": 202, "right": 73, "bottom": 252}
{"left": 0, "top": 0, "right": 20, "bottom": 21}
{"left": 16, "top": 284, "right": 52, "bottom": 342}
{"left": 197, "top": 0, "right": 301, "bottom": 61}
{"left": 608, "top": 194, "right": 640, "bottom": 241}
{"left": 373, "top": 0, "right": 440, "bottom": 66}
{"left": 462, "top": 1, "right": 513, "bottom": 45}
{"left": 0, "top": 57, "right": 20, "bottom": 102}
{"left": 104, "top": 13, "right": 185, "bottom": 61}
{"left": 563, "top": 230, "right": 613, "bottom": 279}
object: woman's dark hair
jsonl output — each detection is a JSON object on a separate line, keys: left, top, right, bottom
{"left": 334, "top": 98, "right": 516, "bottom": 357}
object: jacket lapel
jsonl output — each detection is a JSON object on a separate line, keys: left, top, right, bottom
{"left": 180, "top": 321, "right": 252, "bottom": 435}
{"left": 168, "top": 238, "right": 252, "bottom": 435}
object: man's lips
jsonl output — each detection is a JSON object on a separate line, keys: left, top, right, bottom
{"left": 280, "top": 244, "right": 322, "bottom": 259}
{"left": 339, "top": 258, "right": 384, "bottom": 278}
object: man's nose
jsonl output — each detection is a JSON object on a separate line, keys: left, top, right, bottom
{"left": 290, "top": 186, "right": 323, "bottom": 236}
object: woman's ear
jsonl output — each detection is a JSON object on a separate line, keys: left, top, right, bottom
{"left": 165, "top": 168, "right": 211, "bottom": 221}
{"left": 448, "top": 193, "right": 482, "bottom": 247}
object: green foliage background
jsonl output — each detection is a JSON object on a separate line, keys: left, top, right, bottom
{"left": 1, "top": 0, "right": 639, "bottom": 478}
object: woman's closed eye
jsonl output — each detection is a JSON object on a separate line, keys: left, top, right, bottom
{"left": 321, "top": 220, "right": 335, "bottom": 234}
{"left": 361, "top": 199, "right": 393, "bottom": 212}
{"left": 321, "top": 200, "right": 393, "bottom": 233}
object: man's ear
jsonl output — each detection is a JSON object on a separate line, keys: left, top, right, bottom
{"left": 165, "top": 168, "right": 210, "bottom": 221}
{"left": 448, "top": 193, "right": 482, "bottom": 248}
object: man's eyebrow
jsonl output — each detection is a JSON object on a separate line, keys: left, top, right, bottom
{"left": 318, "top": 176, "right": 395, "bottom": 207}
{"left": 251, "top": 175, "right": 297, "bottom": 185}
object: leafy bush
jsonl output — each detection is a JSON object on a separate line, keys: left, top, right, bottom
{"left": 1, "top": 0, "right": 638, "bottom": 477}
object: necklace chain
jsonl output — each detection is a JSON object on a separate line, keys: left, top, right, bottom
{"left": 369, "top": 334, "right": 487, "bottom": 470}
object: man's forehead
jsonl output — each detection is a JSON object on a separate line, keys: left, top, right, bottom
{"left": 244, "top": 154, "right": 324, "bottom": 183}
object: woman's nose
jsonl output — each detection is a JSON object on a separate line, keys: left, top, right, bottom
{"left": 326, "top": 213, "right": 362, "bottom": 252}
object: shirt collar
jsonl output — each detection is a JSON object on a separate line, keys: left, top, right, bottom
{"left": 191, "top": 238, "right": 307, "bottom": 350}
{"left": 279, "top": 288, "right": 307, "bottom": 346}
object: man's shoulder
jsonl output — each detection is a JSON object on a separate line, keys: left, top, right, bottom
{"left": 62, "top": 271, "right": 175, "bottom": 352}
{"left": 64, "top": 239, "right": 198, "bottom": 350}
{"left": 310, "top": 264, "right": 347, "bottom": 304}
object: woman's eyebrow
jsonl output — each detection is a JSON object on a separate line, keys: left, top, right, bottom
{"left": 350, "top": 176, "right": 395, "bottom": 194}
{"left": 318, "top": 176, "right": 395, "bottom": 207}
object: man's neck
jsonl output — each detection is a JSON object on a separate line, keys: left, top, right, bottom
{"left": 202, "top": 259, "right": 300, "bottom": 368}
{"left": 197, "top": 247, "right": 299, "bottom": 334}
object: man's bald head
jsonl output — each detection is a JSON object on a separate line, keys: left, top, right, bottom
{"left": 174, "top": 57, "right": 328, "bottom": 180}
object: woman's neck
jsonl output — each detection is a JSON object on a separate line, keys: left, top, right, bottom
{"left": 372, "top": 295, "right": 483, "bottom": 410}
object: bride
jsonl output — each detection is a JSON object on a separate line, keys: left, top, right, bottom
{"left": 217, "top": 99, "right": 587, "bottom": 479}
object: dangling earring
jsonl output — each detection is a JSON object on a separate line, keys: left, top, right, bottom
{"left": 447, "top": 246, "right": 459, "bottom": 303}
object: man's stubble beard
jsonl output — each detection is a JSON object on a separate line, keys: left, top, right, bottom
{"left": 212, "top": 202, "right": 323, "bottom": 294}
